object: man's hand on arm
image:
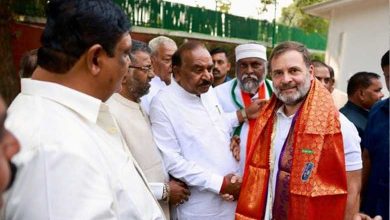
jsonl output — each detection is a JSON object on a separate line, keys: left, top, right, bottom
{"left": 236, "top": 99, "right": 268, "bottom": 123}
{"left": 230, "top": 135, "right": 240, "bottom": 162}
{"left": 168, "top": 179, "right": 191, "bottom": 206}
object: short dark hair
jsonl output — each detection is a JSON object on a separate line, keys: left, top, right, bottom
{"left": 381, "top": 50, "right": 389, "bottom": 68}
{"left": 210, "top": 47, "right": 228, "bottom": 57}
{"left": 19, "top": 49, "right": 38, "bottom": 78}
{"left": 347, "top": 71, "right": 381, "bottom": 96}
{"left": 312, "top": 60, "right": 335, "bottom": 79}
{"left": 268, "top": 41, "right": 311, "bottom": 72}
{"left": 172, "top": 41, "right": 206, "bottom": 67}
{"left": 130, "top": 40, "right": 151, "bottom": 63}
{"left": 38, "top": 0, "right": 131, "bottom": 74}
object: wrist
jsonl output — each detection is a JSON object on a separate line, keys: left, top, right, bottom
{"left": 219, "top": 176, "right": 228, "bottom": 194}
{"left": 162, "top": 183, "right": 170, "bottom": 203}
{"left": 240, "top": 108, "right": 248, "bottom": 122}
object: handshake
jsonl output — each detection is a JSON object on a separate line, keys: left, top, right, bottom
{"left": 219, "top": 173, "right": 242, "bottom": 201}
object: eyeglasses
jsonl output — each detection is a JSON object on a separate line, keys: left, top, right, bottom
{"left": 128, "top": 65, "right": 153, "bottom": 73}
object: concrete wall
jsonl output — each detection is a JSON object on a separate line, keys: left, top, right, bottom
{"left": 325, "top": 0, "right": 389, "bottom": 96}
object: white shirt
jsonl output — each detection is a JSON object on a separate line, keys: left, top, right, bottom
{"left": 107, "top": 93, "right": 170, "bottom": 218}
{"left": 149, "top": 80, "right": 239, "bottom": 220}
{"left": 215, "top": 78, "right": 273, "bottom": 174}
{"left": 5, "top": 79, "right": 164, "bottom": 220}
{"left": 264, "top": 106, "right": 362, "bottom": 219}
{"left": 332, "top": 88, "right": 348, "bottom": 110}
{"left": 141, "top": 76, "right": 167, "bottom": 115}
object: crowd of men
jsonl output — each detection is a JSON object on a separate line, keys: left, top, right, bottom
{"left": 0, "top": 0, "right": 388, "bottom": 219}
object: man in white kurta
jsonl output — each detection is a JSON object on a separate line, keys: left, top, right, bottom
{"left": 4, "top": 1, "right": 164, "bottom": 219}
{"left": 141, "top": 36, "right": 177, "bottom": 115}
{"left": 107, "top": 40, "right": 190, "bottom": 219}
{"left": 6, "top": 79, "right": 163, "bottom": 219}
{"left": 150, "top": 80, "right": 239, "bottom": 219}
{"left": 150, "top": 42, "right": 245, "bottom": 219}
{"left": 108, "top": 92, "right": 171, "bottom": 217}
{"left": 215, "top": 43, "right": 272, "bottom": 175}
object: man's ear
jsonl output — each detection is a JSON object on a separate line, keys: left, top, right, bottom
{"left": 172, "top": 65, "right": 180, "bottom": 81}
{"left": 308, "top": 64, "right": 314, "bottom": 80}
{"left": 358, "top": 89, "right": 366, "bottom": 101}
{"left": 86, "top": 44, "right": 104, "bottom": 76}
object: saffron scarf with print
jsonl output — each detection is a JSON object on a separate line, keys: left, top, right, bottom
{"left": 236, "top": 79, "right": 347, "bottom": 220}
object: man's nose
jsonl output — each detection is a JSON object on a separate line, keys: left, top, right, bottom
{"left": 203, "top": 69, "right": 213, "bottom": 81}
{"left": 148, "top": 69, "right": 155, "bottom": 79}
{"left": 280, "top": 72, "right": 293, "bottom": 83}
{"left": 379, "top": 91, "right": 384, "bottom": 99}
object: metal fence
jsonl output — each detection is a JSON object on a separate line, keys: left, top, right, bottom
{"left": 11, "top": 0, "right": 327, "bottom": 50}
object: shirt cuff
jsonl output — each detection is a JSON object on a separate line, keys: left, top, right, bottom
{"left": 345, "top": 161, "right": 363, "bottom": 171}
{"left": 208, "top": 174, "right": 225, "bottom": 194}
{"left": 149, "top": 182, "right": 164, "bottom": 200}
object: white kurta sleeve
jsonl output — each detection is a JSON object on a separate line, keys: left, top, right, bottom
{"left": 149, "top": 99, "right": 224, "bottom": 194}
{"left": 222, "top": 111, "right": 240, "bottom": 130}
{"left": 6, "top": 148, "right": 116, "bottom": 220}
{"left": 149, "top": 182, "right": 164, "bottom": 200}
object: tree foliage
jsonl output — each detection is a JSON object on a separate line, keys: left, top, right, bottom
{"left": 279, "top": 0, "right": 328, "bottom": 36}
{"left": 0, "top": 0, "right": 20, "bottom": 106}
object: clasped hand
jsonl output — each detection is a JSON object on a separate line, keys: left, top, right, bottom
{"left": 220, "top": 173, "right": 242, "bottom": 201}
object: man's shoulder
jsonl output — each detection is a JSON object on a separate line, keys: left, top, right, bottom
{"left": 215, "top": 78, "right": 235, "bottom": 93}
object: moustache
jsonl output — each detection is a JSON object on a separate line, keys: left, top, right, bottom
{"left": 279, "top": 83, "right": 296, "bottom": 90}
{"left": 199, "top": 80, "right": 212, "bottom": 87}
{"left": 212, "top": 69, "right": 220, "bottom": 74}
{"left": 241, "top": 74, "right": 259, "bottom": 81}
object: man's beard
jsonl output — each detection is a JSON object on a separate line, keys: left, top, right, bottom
{"left": 273, "top": 72, "right": 311, "bottom": 106}
{"left": 239, "top": 74, "right": 262, "bottom": 95}
{"left": 127, "top": 82, "right": 150, "bottom": 100}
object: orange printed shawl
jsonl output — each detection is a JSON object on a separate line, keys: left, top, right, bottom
{"left": 236, "top": 79, "right": 347, "bottom": 220}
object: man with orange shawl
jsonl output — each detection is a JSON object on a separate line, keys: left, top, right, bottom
{"left": 236, "top": 41, "right": 362, "bottom": 220}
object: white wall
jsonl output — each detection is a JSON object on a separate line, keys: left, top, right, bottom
{"left": 325, "top": 0, "right": 389, "bottom": 97}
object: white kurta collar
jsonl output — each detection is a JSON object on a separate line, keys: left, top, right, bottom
{"left": 170, "top": 79, "right": 203, "bottom": 101}
{"left": 110, "top": 93, "right": 139, "bottom": 110}
{"left": 21, "top": 78, "right": 102, "bottom": 124}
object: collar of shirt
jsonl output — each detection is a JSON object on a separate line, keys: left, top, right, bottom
{"left": 170, "top": 78, "right": 203, "bottom": 101}
{"left": 276, "top": 105, "right": 295, "bottom": 119}
{"left": 21, "top": 78, "right": 102, "bottom": 124}
{"left": 345, "top": 101, "right": 369, "bottom": 115}
{"left": 110, "top": 93, "right": 140, "bottom": 110}
{"left": 150, "top": 75, "right": 167, "bottom": 88}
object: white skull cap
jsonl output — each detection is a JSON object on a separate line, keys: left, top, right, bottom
{"left": 235, "top": 43, "right": 267, "bottom": 62}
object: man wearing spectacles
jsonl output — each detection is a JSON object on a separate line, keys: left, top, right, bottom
{"left": 312, "top": 60, "right": 348, "bottom": 109}
{"left": 107, "top": 40, "right": 190, "bottom": 219}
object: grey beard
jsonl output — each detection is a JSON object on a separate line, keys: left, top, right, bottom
{"left": 242, "top": 79, "right": 259, "bottom": 95}
{"left": 240, "top": 74, "right": 261, "bottom": 95}
{"left": 273, "top": 73, "right": 311, "bottom": 105}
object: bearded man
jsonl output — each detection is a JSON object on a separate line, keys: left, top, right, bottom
{"left": 236, "top": 41, "right": 362, "bottom": 220}
{"left": 107, "top": 40, "right": 190, "bottom": 219}
{"left": 215, "top": 43, "right": 273, "bottom": 174}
